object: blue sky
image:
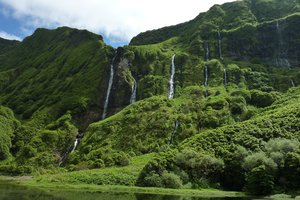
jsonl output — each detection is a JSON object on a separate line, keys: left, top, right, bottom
{"left": 0, "top": 0, "right": 235, "bottom": 47}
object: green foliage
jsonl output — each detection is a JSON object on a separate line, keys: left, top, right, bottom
{"left": 0, "top": 1, "right": 300, "bottom": 197}
{"left": 243, "top": 152, "right": 277, "bottom": 172}
{"left": 221, "top": 146, "right": 248, "bottom": 191}
{"left": 161, "top": 172, "right": 182, "bottom": 189}
{"left": 246, "top": 165, "right": 275, "bottom": 195}
{"left": 0, "top": 106, "right": 19, "bottom": 160}
{"left": 250, "top": 89, "right": 275, "bottom": 107}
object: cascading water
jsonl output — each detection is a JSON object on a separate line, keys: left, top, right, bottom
{"left": 169, "top": 120, "right": 179, "bottom": 145}
{"left": 71, "top": 138, "right": 79, "bottom": 153}
{"left": 102, "top": 54, "right": 116, "bottom": 119}
{"left": 276, "top": 20, "right": 290, "bottom": 68}
{"left": 224, "top": 68, "right": 227, "bottom": 85}
{"left": 59, "top": 132, "right": 80, "bottom": 166}
{"left": 218, "top": 31, "right": 223, "bottom": 60}
{"left": 291, "top": 79, "right": 295, "bottom": 87}
{"left": 205, "top": 42, "right": 209, "bottom": 61}
{"left": 204, "top": 65, "right": 208, "bottom": 86}
{"left": 130, "top": 78, "right": 137, "bottom": 104}
{"left": 168, "top": 54, "right": 176, "bottom": 99}
{"left": 204, "top": 42, "right": 209, "bottom": 87}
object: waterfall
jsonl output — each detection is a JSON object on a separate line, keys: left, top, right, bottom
{"left": 224, "top": 68, "right": 227, "bottom": 85}
{"left": 130, "top": 78, "right": 137, "bottom": 104}
{"left": 59, "top": 132, "right": 80, "bottom": 166}
{"left": 204, "top": 42, "right": 209, "bottom": 87}
{"left": 102, "top": 54, "right": 116, "bottom": 119}
{"left": 205, "top": 42, "right": 209, "bottom": 61}
{"left": 218, "top": 31, "right": 223, "bottom": 60}
{"left": 169, "top": 120, "right": 179, "bottom": 145}
{"left": 291, "top": 79, "right": 295, "bottom": 87}
{"left": 168, "top": 54, "right": 176, "bottom": 99}
{"left": 276, "top": 20, "right": 290, "bottom": 68}
{"left": 71, "top": 138, "right": 79, "bottom": 153}
{"left": 204, "top": 65, "right": 208, "bottom": 86}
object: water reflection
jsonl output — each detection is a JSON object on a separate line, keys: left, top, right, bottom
{"left": 0, "top": 180, "right": 251, "bottom": 200}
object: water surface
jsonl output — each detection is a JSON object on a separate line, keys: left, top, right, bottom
{"left": 0, "top": 180, "right": 253, "bottom": 200}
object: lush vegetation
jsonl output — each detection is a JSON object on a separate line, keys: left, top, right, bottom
{"left": 0, "top": 0, "right": 299, "bottom": 197}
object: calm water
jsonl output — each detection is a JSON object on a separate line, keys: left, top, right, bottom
{"left": 0, "top": 180, "right": 253, "bottom": 200}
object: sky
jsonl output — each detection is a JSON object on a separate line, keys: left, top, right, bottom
{"left": 0, "top": 0, "right": 235, "bottom": 47}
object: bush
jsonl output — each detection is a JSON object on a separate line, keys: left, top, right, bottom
{"left": 246, "top": 165, "right": 274, "bottom": 195}
{"left": 222, "top": 146, "right": 248, "bottom": 190}
{"left": 243, "top": 152, "right": 277, "bottom": 172}
{"left": 113, "top": 152, "right": 130, "bottom": 166}
{"left": 250, "top": 90, "right": 275, "bottom": 107}
{"left": 175, "top": 150, "right": 224, "bottom": 183}
{"left": 161, "top": 172, "right": 182, "bottom": 189}
{"left": 143, "top": 172, "right": 164, "bottom": 187}
{"left": 265, "top": 138, "right": 300, "bottom": 155}
{"left": 281, "top": 152, "right": 300, "bottom": 190}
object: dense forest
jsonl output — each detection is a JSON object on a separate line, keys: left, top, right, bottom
{"left": 0, "top": 0, "right": 300, "bottom": 196}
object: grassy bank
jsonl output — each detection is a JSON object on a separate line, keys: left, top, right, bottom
{"left": 17, "top": 180, "right": 246, "bottom": 198}
{"left": 31, "top": 153, "right": 154, "bottom": 186}
{"left": 0, "top": 153, "right": 246, "bottom": 198}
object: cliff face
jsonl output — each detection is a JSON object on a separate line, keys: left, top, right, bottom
{"left": 130, "top": 0, "right": 300, "bottom": 68}
{"left": 225, "top": 14, "right": 300, "bottom": 68}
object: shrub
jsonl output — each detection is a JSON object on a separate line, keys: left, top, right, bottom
{"left": 281, "top": 152, "right": 300, "bottom": 190}
{"left": 222, "top": 146, "right": 248, "bottom": 190}
{"left": 175, "top": 150, "right": 224, "bottom": 183}
{"left": 113, "top": 152, "right": 130, "bottom": 166}
{"left": 265, "top": 138, "right": 300, "bottom": 156}
{"left": 143, "top": 172, "right": 164, "bottom": 187}
{"left": 250, "top": 90, "right": 275, "bottom": 107}
{"left": 161, "top": 172, "right": 182, "bottom": 189}
{"left": 246, "top": 165, "right": 274, "bottom": 195}
{"left": 243, "top": 152, "right": 277, "bottom": 172}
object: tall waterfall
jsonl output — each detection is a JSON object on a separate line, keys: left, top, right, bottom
{"left": 291, "top": 79, "right": 295, "bottom": 87}
{"left": 205, "top": 42, "right": 209, "bottom": 61}
{"left": 102, "top": 54, "right": 116, "bottom": 119}
{"left": 218, "top": 31, "right": 223, "bottom": 60}
{"left": 204, "top": 42, "right": 209, "bottom": 87}
{"left": 168, "top": 54, "right": 176, "bottom": 99}
{"left": 224, "top": 68, "right": 227, "bottom": 85}
{"left": 71, "top": 138, "right": 79, "bottom": 153}
{"left": 169, "top": 120, "right": 179, "bottom": 145}
{"left": 204, "top": 65, "right": 208, "bottom": 86}
{"left": 276, "top": 20, "right": 290, "bottom": 68}
{"left": 130, "top": 78, "right": 137, "bottom": 104}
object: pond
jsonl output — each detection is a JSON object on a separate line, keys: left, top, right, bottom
{"left": 0, "top": 180, "right": 255, "bottom": 200}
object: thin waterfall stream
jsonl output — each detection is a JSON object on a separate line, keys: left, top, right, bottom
{"left": 168, "top": 54, "right": 176, "bottom": 99}
{"left": 130, "top": 78, "right": 137, "bottom": 104}
{"left": 218, "top": 31, "right": 223, "bottom": 60}
{"left": 169, "top": 120, "right": 179, "bottom": 145}
{"left": 102, "top": 53, "right": 116, "bottom": 119}
{"left": 204, "top": 42, "right": 209, "bottom": 87}
{"left": 291, "top": 79, "right": 295, "bottom": 87}
{"left": 276, "top": 20, "right": 290, "bottom": 68}
{"left": 224, "top": 68, "right": 227, "bottom": 86}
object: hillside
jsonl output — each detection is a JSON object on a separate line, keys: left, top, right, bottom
{"left": 0, "top": 0, "right": 300, "bottom": 196}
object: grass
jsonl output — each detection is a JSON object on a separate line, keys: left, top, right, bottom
{"left": 30, "top": 154, "right": 154, "bottom": 186}
{"left": 19, "top": 182, "right": 246, "bottom": 198}
{"left": 0, "top": 153, "right": 246, "bottom": 198}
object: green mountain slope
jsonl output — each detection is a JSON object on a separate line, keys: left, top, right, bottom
{"left": 0, "top": 0, "right": 300, "bottom": 196}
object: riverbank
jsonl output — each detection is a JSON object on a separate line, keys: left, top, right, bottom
{"left": 1, "top": 176, "right": 246, "bottom": 198}
{"left": 0, "top": 153, "right": 248, "bottom": 198}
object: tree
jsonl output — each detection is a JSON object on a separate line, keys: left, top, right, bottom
{"left": 246, "top": 165, "right": 274, "bottom": 195}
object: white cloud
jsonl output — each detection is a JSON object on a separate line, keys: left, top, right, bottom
{"left": 0, "top": 31, "right": 21, "bottom": 41}
{"left": 0, "top": 0, "right": 235, "bottom": 43}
